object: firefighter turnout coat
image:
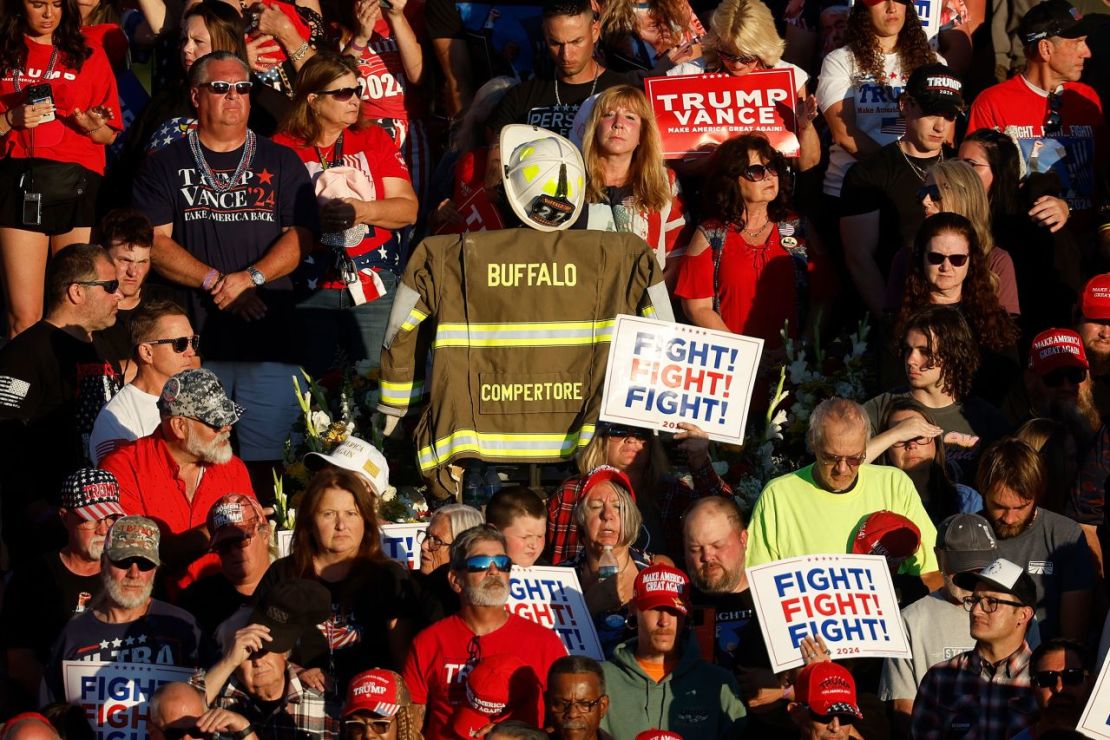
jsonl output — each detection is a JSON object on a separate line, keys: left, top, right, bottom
{"left": 378, "top": 229, "right": 674, "bottom": 472}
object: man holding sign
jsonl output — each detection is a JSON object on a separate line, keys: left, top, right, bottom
{"left": 746, "top": 398, "right": 941, "bottom": 589}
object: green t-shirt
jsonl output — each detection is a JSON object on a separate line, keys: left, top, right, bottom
{"left": 745, "top": 463, "right": 939, "bottom": 574}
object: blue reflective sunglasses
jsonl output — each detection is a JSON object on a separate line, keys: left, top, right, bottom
{"left": 465, "top": 555, "right": 513, "bottom": 573}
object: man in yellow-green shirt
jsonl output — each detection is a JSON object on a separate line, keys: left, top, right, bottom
{"left": 746, "top": 398, "right": 942, "bottom": 591}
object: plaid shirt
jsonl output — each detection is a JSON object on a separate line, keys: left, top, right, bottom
{"left": 206, "top": 665, "right": 342, "bottom": 739}
{"left": 543, "top": 462, "right": 733, "bottom": 565}
{"left": 911, "top": 641, "right": 1036, "bottom": 740}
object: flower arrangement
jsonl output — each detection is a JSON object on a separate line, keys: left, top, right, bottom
{"left": 723, "top": 317, "right": 874, "bottom": 512}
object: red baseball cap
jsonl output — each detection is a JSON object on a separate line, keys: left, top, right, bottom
{"left": 795, "top": 663, "right": 863, "bottom": 719}
{"left": 852, "top": 510, "right": 921, "bottom": 562}
{"left": 450, "top": 654, "right": 528, "bottom": 738}
{"left": 633, "top": 563, "right": 690, "bottom": 615}
{"left": 581, "top": 465, "right": 636, "bottom": 502}
{"left": 1082, "top": 274, "right": 1110, "bottom": 320}
{"left": 1028, "top": 328, "right": 1089, "bottom": 375}
{"left": 206, "top": 493, "right": 266, "bottom": 549}
{"left": 635, "top": 731, "right": 684, "bottom": 740}
{"left": 343, "top": 669, "right": 407, "bottom": 718}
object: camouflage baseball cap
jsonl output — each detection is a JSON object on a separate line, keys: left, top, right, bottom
{"left": 105, "top": 515, "right": 161, "bottom": 566}
{"left": 158, "top": 368, "right": 244, "bottom": 428}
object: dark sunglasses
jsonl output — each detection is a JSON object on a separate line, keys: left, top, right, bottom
{"left": 717, "top": 49, "right": 758, "bottom": 65}
{"left": 161, "top": 727, "right": 212, "bottom": 740}
{"left": 110, "top": 556, "right": 157, "bottom": 572}
{"left": 917, "top": 184, "right": 942, "bottom": 203}
{"left": 1045, "top": 90, "right": 1063, "bottom": 136}
{"left": 1032, "top": 668, "right": 1086, "bottom": 688}
{"left": 316, "top": 86, "right": 360, "bottom": 101}
{"left": 75, "top": 279, "right": 120, "bottom": 292}
{"left": 464, "top": 554, "right": 513, "bottom": 573}
{"left": 810, "top": 712, "right": 856, "bottom": 726}
{"left": 343, "top": 718, "right": 394, "bottom": 736}
{"left": 201, "top": 80, "right": 253, "bottom": 95}
{"left": 607, "top": 428, "right": 651, "bottom": 441}
{"left": 925, "top": 251, "right": 969, "bottom": 267}
{"left": 147, "top": 335, "right": 200, "bottom": 353}
{"left": 1043, "top": 366, "right": 1087, "bottom": 388}
{"left": 741, "top": 163, "right": 780, "bottom": 182}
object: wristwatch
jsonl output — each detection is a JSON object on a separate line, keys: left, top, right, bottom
{"left": 227, "top": 725, "right": 255, "bottom": 740}
{"left": 247, "top": 265, "right": 266, "bottom": 287}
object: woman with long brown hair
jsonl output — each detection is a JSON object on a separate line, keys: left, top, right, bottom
{"left": 253, "top": 468, "right": 426, "bottom": 695}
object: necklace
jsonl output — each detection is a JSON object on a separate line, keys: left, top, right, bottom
{"left": 741, "top": 220, "right": 772, "bottom": 238}
{"left": 898, "top": 138, "right": 942, "bottom": 182}
{"left": 188, "top": 129, "right": 257, "bottom": 193}
{"left": 554, "top": 60, "right": 600, "bottom": 109}
{"left": 315, "top": 132, "right": 344, "bottom": 170}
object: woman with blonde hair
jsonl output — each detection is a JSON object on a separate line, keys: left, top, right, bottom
{"left": 668, "top": 0, "right": 819, "bottom": 171}
{"left": 599, "top": 0, "right": 704, "bottom": 72}
{"left": 577, "top": 85, "right": 690, "bottom": 283}
{"left": 886, "top": 160, "right": 1020, "bottom": 316}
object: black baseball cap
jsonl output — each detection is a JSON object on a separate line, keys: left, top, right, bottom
{"left": 1019, "top": 0, "right": 1091, "bottom": 45}
{"left": 904, "top": 63, "right": 965, "bottom": 116}
{"left": 248, "top": 579, "right": 333, "bottom": 653}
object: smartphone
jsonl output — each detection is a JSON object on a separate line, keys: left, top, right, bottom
{"left": 22, "top": 192, "right": 42, "bottom": 227}
{"left": 25, "top": 83, "right": 55, "bottom": 123}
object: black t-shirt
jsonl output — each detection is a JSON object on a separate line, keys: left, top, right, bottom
{"left": 689, "top": 587, "right": 768, "bottom": 671}
{"left": 0, "top": 552, "right": 102, "bottom": 661}
{"left": 487, "top": 70, "right": 639, "bottom": 140}
{"left": 178, "top": 573, "right": 252, "bottom": 650}
{"left": 131, "top": 134, "right": 319, "bottom": 363}
{"left": 253, "top": 556, "right": 430, "bottom": 694}
{"left": 91, "top": 285, "right": 182, "bottom": 375}
{"left": 840, "top": 143, "right": 948, "bottom": 277}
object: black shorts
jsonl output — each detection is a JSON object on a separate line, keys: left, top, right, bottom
{"left": 0, "top": 156, "right": 101, "bottom": 236}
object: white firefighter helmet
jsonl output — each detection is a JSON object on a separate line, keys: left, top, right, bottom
{"left": 500, "top": 124, "right": 585, "bottom": 232}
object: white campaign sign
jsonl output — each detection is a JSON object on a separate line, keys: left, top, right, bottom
{"left": 1079, "top": 653, "right": 1110, "bottom": 737}
{"left": 508, "top": 565, "right": 603, "bottom": 659}
{"left": 600, "top": 315, "right": 763, "bottom": 444}
{"left": 748, "top": 554, "right": 911, "bottom": 673}
{"left": 381, "top": 522, "right": 426, "bottom": 570}
{"left": 64, "top": 661, "right": 196, "bottom": 740}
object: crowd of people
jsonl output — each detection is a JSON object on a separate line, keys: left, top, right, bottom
{"left": 0, "top": 0, "right": 1107, "bottom": 735}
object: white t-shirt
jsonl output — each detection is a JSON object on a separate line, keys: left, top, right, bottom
{"left": 816, "top": 48, "right": 945, "bottom": 196}
{"left": 88, "top": 383, "right": 161, "bottom": 463}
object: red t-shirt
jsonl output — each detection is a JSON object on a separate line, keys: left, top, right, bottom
{"left": 0, "top": 37, "right": 121, "bottom": 173}
{"left": 273, "top": 125, "right": 410, "bottom": 293}
{"left": 81, "top": 23, "right": 128, "bottom": 70}
{"left": 675, "top": 217, "right": 830, "bottom": 347}
{"left": 351, "top": 5, "right": 427, "bottom": 122}
{"left": 99, "top": 427, "right": 256, "bottom": 591}
{"left": 403, "top": 613, "right": 567, "bottom": 740}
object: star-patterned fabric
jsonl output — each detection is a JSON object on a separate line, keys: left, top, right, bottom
{"left": 146, "top": 116, "right": 197, "bottom": 154}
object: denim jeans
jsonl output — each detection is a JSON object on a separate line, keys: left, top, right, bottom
{"left": 294, "top": 270, "right": 400, "bottom": 376}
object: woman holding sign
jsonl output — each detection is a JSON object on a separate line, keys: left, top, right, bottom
{"left": 668, "top": 0, "right": 820, "bottom": 172}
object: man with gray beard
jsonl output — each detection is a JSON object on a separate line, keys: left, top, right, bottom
{"left": 403, "top": 525, "right": 567, "bottom": 738}
{"left": 100, "top": 368, "right": 257, "bottom": 593}
{"left": 43, "top": 516, "right": 201, "bottom": 703}
{"left": 1, "top": 469, "right": 124, "bottom": 709}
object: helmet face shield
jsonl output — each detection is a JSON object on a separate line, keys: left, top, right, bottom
{"left": 500, "top": 125, "right": 585, "bottom": 232}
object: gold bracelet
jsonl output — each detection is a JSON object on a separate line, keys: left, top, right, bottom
{"left": 289, "top": 41, "right": 311, "bottom": 63}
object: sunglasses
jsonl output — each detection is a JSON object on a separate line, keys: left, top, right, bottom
{"left": 344, "top": 718, "right": 394, "bottom": 737}
{"left": 1043, "top": 366, "right": 1087, "bottom": 388}
{"left": 741, "top": 163, "right": 780, "bottom": 182}
{"left": 817, "top": 452, "right": 866, "bottom": 469}
{"left": 1032, "top": 668, "right": 1086, "bottom": 688}
{"left": 75, "top": 514, "right": 122, "bottom": 531}
{"left": 925, "top": 251, "right": 969, "bottom": 267}
{"left": 161, "top": 728, "right": 212, "bottom": 740}
{"left": 110, "top": 556, "right": 157, "bottom": 572}
{"left": 607, "top": 428, "right": 651, "bottom": 441}
{"left": 200, "top": 80, "right": 253, "bottom": 95}
{"left": 147, "top": 335, "right": 200, "bottom": 353}
{"left": 464, "top": 554, "right": 513, "bottom": 573}
{"left": 917, "top": 184, "right": 942, "bottom": 203}
{"left": 75, "top": 279, "right": 120, "bottom": 292}
{"left": 1045, "top": 90, "right": 1063, "bottom": 136}
{"left": 810, "top": 711, "right": 856, "bottom": 726}
{"left": 316, "top": 86, "right": 360, "bottom": 101}
{"left": 717, "top": 49, "right": 758, "bottom": 65}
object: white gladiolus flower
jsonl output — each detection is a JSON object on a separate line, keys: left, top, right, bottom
{"left": 311, "top": 410, "right": 331, "bottom": 432}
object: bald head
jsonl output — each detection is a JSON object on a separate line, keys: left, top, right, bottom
{"left": 1, "top": 716, "right": 60, "bottom": 740}
{"left": 149, "top": 682, "right": 206, "bottom": 739}
{"left": 683, "top": 497, "right": 749, "bottom": 594}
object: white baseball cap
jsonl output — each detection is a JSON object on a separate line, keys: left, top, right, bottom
{"left": 304, "top": 436, "right": 389, "bottom": 495}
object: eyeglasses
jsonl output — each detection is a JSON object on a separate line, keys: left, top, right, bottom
{"left": 75, "top": 514, "right": 122, "bottom": 532}
{"left": 160, "top": 727, "right": 212, "bottom": 740}
{"left": 890, "top": 436, "right": 935, "bottom": 449}
{"left": 809, "top": 710, "right": 856, "bottom": 726}
{"left": 316, "top": 86, "right": 360, "bottom": 101}
{"left": 548, "top": 697, "right": 605, "bottom": 714}
{"left": 188, "top": 416, "right": 227, "bottom": 432}
{"left": 917, "top": 184, "right": 943, "bottom": 203}
{"left": 1043, "top": 366, "right": 1087, "bottom": 388}
{"left": 717, "top": 48, "right": 759, "bottom": 65}
{"left": 606, "top": 428, "right": 651, "bottom": 441}
{"left": 464, "top": 554, "right": 513, "bottom": 573}
{"left": 215, "top": 531, "right": 257, "bottom": 553}
{"left": 109, "top": 556, "right": 157, "bottom": 572}
{"left": 741, "top": 163, "right": 780, "bottom": 182}
{"left": 146, "top": 335, "right": 200, "bottom": 353}
{"left": 1045, "top": 90, "right": 1063, "bottom": 136}
{"left": 1032, "top": 668, "right": 1086, "bottom": 688}
{"left": 416, "top": 530, "right": 451, "bottom": 551}
{"left": 961, "top": 594, "right": 1025, "bottom": 613}
{"left": 343, "top": 718, "right": 394, "bottom": 737}
{"left": 75, "top": 279, "right": 120, "bottom": 292}
{"left": 925, "top": 251, "right": 969, "bottom": 267}
{"left": 200, "top": 80, "right": 253, "bottom": 95}
{"left": 817, "top": 452, "right": 866, "bottom": 469}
